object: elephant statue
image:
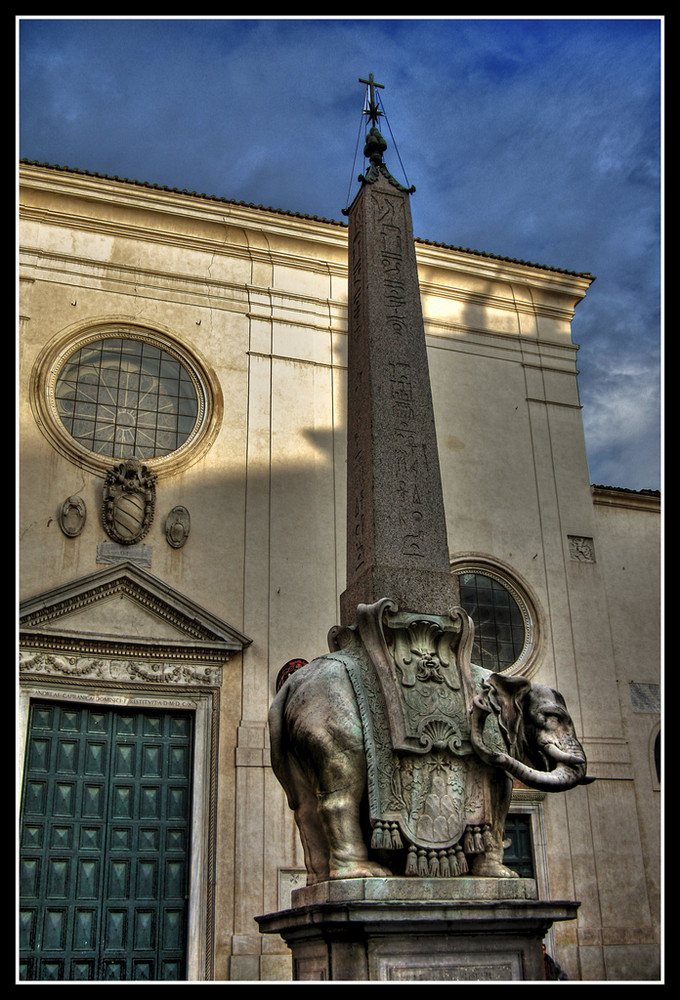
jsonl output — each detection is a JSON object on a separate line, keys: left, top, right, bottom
{"left": 269, "top": 600, "right": 593, "bottom": 885}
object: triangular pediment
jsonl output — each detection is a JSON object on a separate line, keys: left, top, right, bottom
{"left": 19, "top": 562, "right": 251, "bottom": 656}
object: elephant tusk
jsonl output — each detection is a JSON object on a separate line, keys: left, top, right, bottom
{"left": 494, "top": 757, "right": 588, "bottom": 792}
{"left": 542, "top": 742, "right": 588, "bottom": 767}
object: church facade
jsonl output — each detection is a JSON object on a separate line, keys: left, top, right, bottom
{"left": 18, "top": 161, "right": 660, "bottom": 981}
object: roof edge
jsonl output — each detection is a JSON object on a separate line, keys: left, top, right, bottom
{"left": 19, "top": 159, "right": 595, "bottom": 281}
{"left": 591, "top": 484, "right": 661, "bottom": 510}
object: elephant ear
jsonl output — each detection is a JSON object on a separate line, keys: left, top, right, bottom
{"left": 484, "top": 673, "right": 532, "bottom": 752}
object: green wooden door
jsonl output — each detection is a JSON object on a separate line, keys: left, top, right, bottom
{"left": 20, "top": 701, "right": 193, "bottom": 981}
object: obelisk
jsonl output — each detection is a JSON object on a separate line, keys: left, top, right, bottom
{"left": 258, "top": 78, "right": 584, "bottom": 981}
{"left": 340, "top": 77, "right": 458, "bottom": 625}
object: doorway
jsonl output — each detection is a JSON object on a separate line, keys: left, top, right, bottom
{"left": 19, "top": 700, "right": 193, "bottom": 980}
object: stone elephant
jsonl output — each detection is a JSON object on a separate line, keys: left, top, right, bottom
{"left": 269, "top": 600, "right": 593, "bottom": 885}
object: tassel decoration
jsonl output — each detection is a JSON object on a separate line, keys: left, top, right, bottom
{"left": 371, "top": 819, "right": 404, "bottom": 850}
{"left": 482, "top": 823, "right": 494, "bottom": 851}
{"left": 390, "top": 822, "right": 403, "bottom": 850}
{"left": 402, "top": 835, "right": 503, "bottom": 877}
{"left": 406, "top": 846, "right": 418, "bottom": 876}
{"left": 456, "top": 844, "right": 469, "bottom": 874}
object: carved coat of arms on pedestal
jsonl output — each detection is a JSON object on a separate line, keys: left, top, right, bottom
{"left": 102, "top": 459, "right": 157, "bottom": 545}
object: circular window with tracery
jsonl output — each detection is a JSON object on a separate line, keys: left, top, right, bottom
{"left": 451, "top": 557, "right": 541, "bottom": 676}
{"left": 32, "top": 324, "right": 221, "bottom": 476}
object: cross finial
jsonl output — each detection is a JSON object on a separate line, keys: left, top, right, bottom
{"left": 359, "top": 73, "right": 384, "bottom": 125}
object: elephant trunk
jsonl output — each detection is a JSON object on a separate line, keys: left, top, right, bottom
{"left": 470, "top": 695, "right": 594, "bottom": 793}
{"left": 487, "top": 749, "right": 592, "bottom": 793}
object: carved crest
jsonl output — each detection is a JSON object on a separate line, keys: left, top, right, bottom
{"left": 351, "top": 599, "right": 476, "bottom": 756}
{"left": 328, "top": 600, "right": 499, "bottom": 864}
{"left": 102, "top": 459, "right": 157, "bottom": 545}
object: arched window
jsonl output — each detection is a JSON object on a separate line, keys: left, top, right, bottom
{"left": 31, "top": 324, "right": 221, "bottom": 475}
{"left": 54, "top": 336, "right": 199, "bottom": 460}
{"left": 451, "top": 556, "right": 541, "bottom": 676}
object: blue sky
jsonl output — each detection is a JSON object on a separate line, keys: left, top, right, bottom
{"left": 18, "top": 16, "right": 662, "bottom": 491}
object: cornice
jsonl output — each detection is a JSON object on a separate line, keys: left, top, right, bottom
{"left": 19, "top": 162, "right": 349, "bottom": 255}
{"left": 20, "top": 161, "right": 595, "bottom": 294}
{"left": 591, "top": 485, "right": 661, "bottom": 512}
{"left": 20, "top": 203, "right": 349, "bottom": 279}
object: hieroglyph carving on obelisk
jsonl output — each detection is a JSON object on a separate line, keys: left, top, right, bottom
{"left": 340, "top": 82, "right": 457, "bottom": 623}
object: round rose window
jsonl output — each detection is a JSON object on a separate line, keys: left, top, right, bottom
{"left": 54, "top": 336, "right": 200, "bottom": 460}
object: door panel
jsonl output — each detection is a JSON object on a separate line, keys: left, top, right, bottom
{"left": 503, "top": 812, "right": 535, "bottom": 878}
{"left": 20, "top": 701, "right": 193, "bottom": 981}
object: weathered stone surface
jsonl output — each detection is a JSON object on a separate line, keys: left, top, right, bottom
{"left": 340, "top": 167, "right": 458, "bottom": 623}
{"left": 256, "top": 877, "right": 579, "bottom": 981}
{"left": 291, "top": 875, "right": 539, "bottom": 905}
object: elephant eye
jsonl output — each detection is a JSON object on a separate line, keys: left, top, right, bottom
{"left": 541, "top": 709, "right": 570, "bottom": 726}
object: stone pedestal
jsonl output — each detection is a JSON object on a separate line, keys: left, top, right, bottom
{"left": 256, "top": 878, "right": 579, "bottom": 981}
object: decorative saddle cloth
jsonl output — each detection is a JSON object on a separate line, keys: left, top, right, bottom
{"left": 328, "top": 599, "right": 503, "bottom": 876}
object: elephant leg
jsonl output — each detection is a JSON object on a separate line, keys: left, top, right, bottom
{"left": 470, "top": 770, "right": 520, "bottom": 878}
{"left": 272, "top": 752, "right": 332, "bottom": 886}
{"left": 286, "top": 742, "right": 391, "bottom": 882}
{"left": 293, "top": 788, "right": 331, "bottom": 886}
{"left": 312, "top": 736, "right": 392, "bottom": 879}
{"left": 317, "top": 776, "right": 392, "bottom": 880}
{"left": 277, "top": 659, "right": 392, "bottom": 882}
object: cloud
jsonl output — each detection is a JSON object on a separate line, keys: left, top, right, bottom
{"left": 18, "top": 16, "right": 662, "bottom": 490}
{"left": 581, "top": 365, "right": 661, "bottom": 490}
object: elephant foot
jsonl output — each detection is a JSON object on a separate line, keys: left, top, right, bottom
{"left": 470, "top": 855, "right": 520, "bottom": 878}
{"left": 329, "top": 859, "right": 393, "bottom": 880}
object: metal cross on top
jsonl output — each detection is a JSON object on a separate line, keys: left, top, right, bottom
{"left": 359, "top": 73, "right": 384, "bottom": 124}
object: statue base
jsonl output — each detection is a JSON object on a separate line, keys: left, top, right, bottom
{"left": 256, "top": 878, "right": 579, "bottom": 981}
